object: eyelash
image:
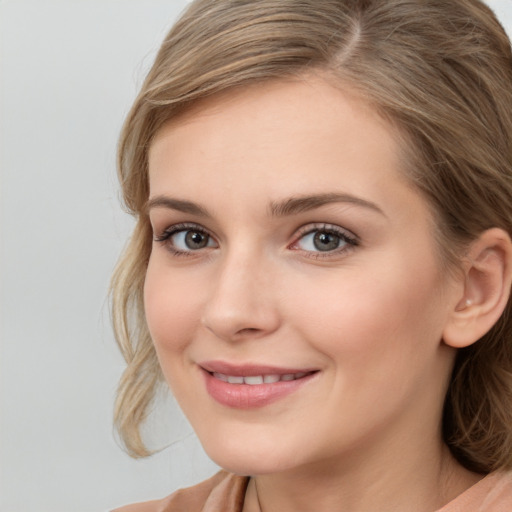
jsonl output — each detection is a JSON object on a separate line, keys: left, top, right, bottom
{"left": 154, "top": 223, "right": 215, "bottom": 258}
{"left": 153, "top": 222, "right": 359, "bottom": 259}
{"left": 290, "top": 223, "right": 359, "bottom": 259}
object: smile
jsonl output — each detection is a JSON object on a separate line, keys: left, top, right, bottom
{"left": 212, "top": 371, "right": 312, "bottom": 385}
{"left": 199, "top": 362, "right": 318, "bottom": 409}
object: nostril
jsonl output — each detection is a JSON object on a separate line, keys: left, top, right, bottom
{"left": 237, "top": 327, "right": 260, "bottom": 335}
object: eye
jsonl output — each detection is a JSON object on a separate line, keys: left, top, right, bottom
{"left": 291, "top": 224, "right": 358, "bottom": 255}
{"left": 154, "top": 224, "right": 217, "bottom": 254}
{"left": 172, "top": 230, "right": 214, "bottom": 250}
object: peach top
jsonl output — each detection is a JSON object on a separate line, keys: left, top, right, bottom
{"left": 113, "top": 469, "right": 512, "bottom": 512}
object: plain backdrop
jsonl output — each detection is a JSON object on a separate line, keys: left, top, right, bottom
{"left": 1, "top": 1, "right": 511, "bottom": 511}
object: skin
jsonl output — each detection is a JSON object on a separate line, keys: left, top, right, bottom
{"left": 145, "top": 77, "right": 484, "bottom": 511}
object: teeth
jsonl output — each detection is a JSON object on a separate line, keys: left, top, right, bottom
{"left": 244, "top": 376, "right": 264, "bottom": 385}
{"left": 212, "top": 372, "right": 310, "bottom": 384}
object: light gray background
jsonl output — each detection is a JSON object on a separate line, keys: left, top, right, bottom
{"left": 1, "top": 1, "right": 511, "bottom": 511}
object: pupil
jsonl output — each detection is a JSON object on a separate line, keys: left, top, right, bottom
{"left": 313, "top": 231, "right": 339, "bottom": 251}
{"left": 186, "top": 231, "right": 207, "bottom": 249}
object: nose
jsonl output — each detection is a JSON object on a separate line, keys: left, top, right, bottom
{"left": 201, "top": 249, "right": 281, "bottom": 342}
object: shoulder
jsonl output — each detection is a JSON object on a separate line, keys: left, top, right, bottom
{"left": 438, "top": 471, "right": 512, "bottom": 511}
{"left": 111, "top": 470, "right": 249, "bottom": 512}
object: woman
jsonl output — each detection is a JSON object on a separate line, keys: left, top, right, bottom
{"left": 111, "top": 0, "right": 512, "bottom": 510}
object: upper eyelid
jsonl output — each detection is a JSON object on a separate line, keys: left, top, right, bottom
{"left": 292, "top": 222, "right": 358, "bottom": 240}
{"left": 154, "top": 221, "right": 212, "bottom": 238}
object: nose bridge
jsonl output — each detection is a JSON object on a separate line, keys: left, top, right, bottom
{"left": 201, "top": 242, "right": 279, "bottom": 340}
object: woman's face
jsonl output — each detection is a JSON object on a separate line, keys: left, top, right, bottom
{"left": 145, "top": 78, "right": 462, "bottom": 476}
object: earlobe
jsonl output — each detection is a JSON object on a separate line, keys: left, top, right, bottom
{"left": 443, "top": 228, "right": 512, "bottom": 349}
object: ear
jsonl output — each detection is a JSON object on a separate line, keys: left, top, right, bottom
{"left": 443, "top": 228, "right": 512, "bottom": 349}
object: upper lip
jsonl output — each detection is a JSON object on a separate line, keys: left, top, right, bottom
{"left": 199, "top": 360, "right": 318, "bottom": 376}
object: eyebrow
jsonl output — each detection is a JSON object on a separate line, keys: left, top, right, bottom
{"left": 145, "top": 192, "right": 385, "bottom": 218}
{"left": 269, "top": 193, "right": 385, "bottom": 217}
{"left": 145, "top": 196, "right": 211, "bottom": 217}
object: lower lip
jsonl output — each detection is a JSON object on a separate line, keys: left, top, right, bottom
{"left": 202, "top": 370, "right": 317, "bottom": 409}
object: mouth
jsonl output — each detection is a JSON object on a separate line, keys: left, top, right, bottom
{"left": 199, "top": 361, "right": 319, "bottom": 409}
{"left": 210, "top": 371, "right": 314, "bottom": 385}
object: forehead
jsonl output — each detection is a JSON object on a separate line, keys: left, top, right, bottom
{"left": 148, "top": 77, "right": 426, "bottom": 223}
{"left": 150, "top": 77, "right": 399, "bottom": 172}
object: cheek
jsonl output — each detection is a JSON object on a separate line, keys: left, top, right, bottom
{"left": 284, "top": 253, "right": 447, "bottom": 363}
{"left": 281, "top": 259, "right": 452, "bottom": 435}
{"left": 144, "top": 258, "right": 204, "bottom": 358}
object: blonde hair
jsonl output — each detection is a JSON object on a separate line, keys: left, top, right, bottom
{"left": 112, "top": 0, "right": 512, "bottom": 471}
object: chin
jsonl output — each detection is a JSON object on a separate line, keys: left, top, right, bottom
{"left": 199, "top": 431, "right": 302, "bottom": 476}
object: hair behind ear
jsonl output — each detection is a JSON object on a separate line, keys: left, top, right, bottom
{"left": 442, "top": 229, "right": 512, "bottom": 472}
{"left": 444, "top": 317, "right": 512, "bottom": 473}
